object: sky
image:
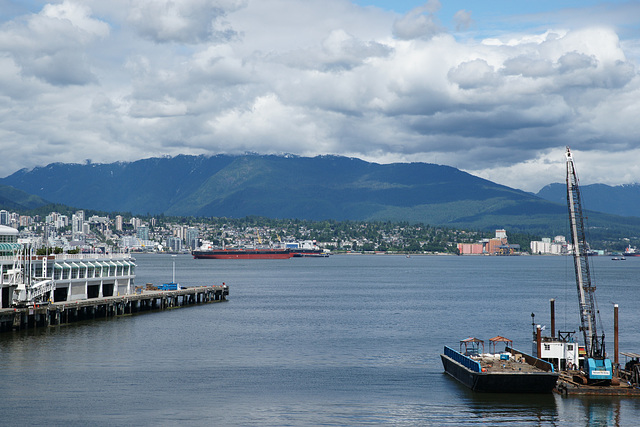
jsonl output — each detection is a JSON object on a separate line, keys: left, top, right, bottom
{"left": 1, "top": 1, "right": 640, "bottom": 192}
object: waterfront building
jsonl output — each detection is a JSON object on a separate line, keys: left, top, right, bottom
{"left": 457, "top": 243, "right": 484, "bottom": 254}
{"left": 458, "top": 229, "right": 513, "bottom": 255}
{"left": 0, "top": 225, "right": 20, "bottom": 257}
{"left": 0, "top": 225, "right": 136, "bottom": 308}
{"left": 530, "top": 236, "right": 567, "bottom": 255}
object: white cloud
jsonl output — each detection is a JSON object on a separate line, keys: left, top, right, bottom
{"left": 453, "top": 9, "right": 473, "bottom": 32}
{"left": 393, "top": 0, "right": 444, "bottom": 40}
{"left": 274, "top": 29, "right": 393, "bottom": 72}
{"left": 126, "top": 0, "right": 244, "bottom": 44}
{"left": 0, "top": 0, "right": 639, "bottom": 194}
{"left": 0, "top": 0, "right": 108, "bottom": 86}
{"left": 448, "top": 59, "right": 500, "bottom": 89}
{"left": 41, "top": 1, "right": 109, "bottom": 38}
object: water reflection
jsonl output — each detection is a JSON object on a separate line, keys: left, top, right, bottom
{"left": 460, "top": 387, "right": 558, "bottom": 425}
{"left": 556, "top": 396, "right": 626, "bottom": 427}
{"left": 444, "top": 372, "right": 640, "bottom": 427}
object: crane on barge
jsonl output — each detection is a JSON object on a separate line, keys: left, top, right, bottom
{"left": 565, "top": 146, "right": 612, "bottom": 383}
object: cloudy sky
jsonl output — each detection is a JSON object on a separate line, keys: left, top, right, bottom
{"left": 1, "top": 0, "right": 639, "bottom": 192}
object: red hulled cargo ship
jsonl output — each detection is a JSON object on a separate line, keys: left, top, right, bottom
{"left": 192, "top": 248, "right": 293, "bottom": 259}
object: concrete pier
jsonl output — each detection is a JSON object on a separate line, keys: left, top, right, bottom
{"left": 0, "top": 285, "right": 228, "bottom": 332}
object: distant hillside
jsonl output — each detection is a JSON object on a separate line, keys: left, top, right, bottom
{"left": 0, "top": 184, "right": 49, "bottom": 211}
{"left": 2, "top": 154, "right": 640, "bottom": 238}
{"left": 537, "top": 183, "right": 640, "bottom": 217}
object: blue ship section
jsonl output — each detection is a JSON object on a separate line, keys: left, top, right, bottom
{"left": 444, "top": 346, "right": 481, "bottom": 372}
{"left": 586, "top": 358, "right": 613, "bottom": 380}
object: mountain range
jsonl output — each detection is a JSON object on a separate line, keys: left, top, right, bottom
{"left": 1, "top": 154, "right": 639, "bottom": 239}
{"left": 536, "top": 183, "right": 640, "bottom": 217}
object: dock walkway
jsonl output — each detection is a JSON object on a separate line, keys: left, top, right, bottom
{"left": 0, "top": 285, "right": 229, "bottom": 332}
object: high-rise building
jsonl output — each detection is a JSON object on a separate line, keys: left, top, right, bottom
{"left": 186, "top": 227, "right": 199, "bottom": 250}
{"left": 137, "top": 225, "right": 149, "bottom": 241}
{"left": 19, "top": 216, "right": 31, "bottom": 227}
{"left": 72, "top": 210, "right": 85, "bottom": 236}
{"left": 167, "top": 236, "right": 182, "bottom": 252}
{"left": 131, "top": 217, "right": 142, "bottom": 229}
{"left": 0, "top": 210, "right": 8, "bottom": 225}
{"left": 115, "top": 215, "right": 123, "bottom": 231}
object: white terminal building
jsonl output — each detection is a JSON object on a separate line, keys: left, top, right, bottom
{"left": 0, "top": 225, "right": 136, "bottom": 308}
{"left": 530, "top": 236, "right": 567, "bottom": 255}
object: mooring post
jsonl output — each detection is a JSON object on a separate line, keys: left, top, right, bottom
{"left": 550, "top": 299, "right": 555, "bottom": 339}
{"left": 614, "top": 303, "right": 619, "bottom": 374}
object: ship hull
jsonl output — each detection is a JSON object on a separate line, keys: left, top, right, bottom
{"left": 193, "top": 249, "right": 292, "bottom": 259}
{"left": 441, "top": 347, "right": 558, "bottom": 393}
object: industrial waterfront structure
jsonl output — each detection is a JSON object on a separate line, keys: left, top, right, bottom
{"left": 0, "top": 225, "right": 135, "bottom": 308}
{"left": 530, "top": 236, "right": 567, "bottom": 255}
{"left": 0, "top": 224, "right": 230, "bottom": 333}
{"left": 457, "top": 229, "right": 520, "bottom": 255}
{"left": 0, "top": 284, "right": 228, "bottom": 332}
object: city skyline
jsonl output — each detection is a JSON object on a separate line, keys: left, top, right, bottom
{"left": 1, "top": 1, "right": 639, "bottom": 192}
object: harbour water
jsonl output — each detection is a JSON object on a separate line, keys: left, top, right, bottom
{"left": 1, "top": 254, "right": 639, "bottom": 425}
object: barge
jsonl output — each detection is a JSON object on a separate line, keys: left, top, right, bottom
{"left": 441, "top": 337, "right": 559, "bottom": 393}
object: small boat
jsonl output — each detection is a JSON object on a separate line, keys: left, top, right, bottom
{"left": 441, "top": 337, "right": 559, "bottom": 393}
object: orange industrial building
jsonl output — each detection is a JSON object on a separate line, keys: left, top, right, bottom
{"left": 457, "top": 229, "right": 519, "bottom": 255}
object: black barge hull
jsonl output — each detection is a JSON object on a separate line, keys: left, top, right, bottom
{"left": 441, "top": 348, "right": 558, "bottom": 393}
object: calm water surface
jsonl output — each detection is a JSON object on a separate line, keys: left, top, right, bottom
{"left": 1, "top": 254, "right": 639, "bottom": 426}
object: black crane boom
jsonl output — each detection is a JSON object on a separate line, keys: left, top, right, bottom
{"left": 565, "top": 146, "right": 605, "bottom": 359}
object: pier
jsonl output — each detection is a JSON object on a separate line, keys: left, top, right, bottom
{"left": 0, "top": 285, "right": 228, "bottom": 332}
{"left": 555, "top": 371, "right": 640, "bottom": 396}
